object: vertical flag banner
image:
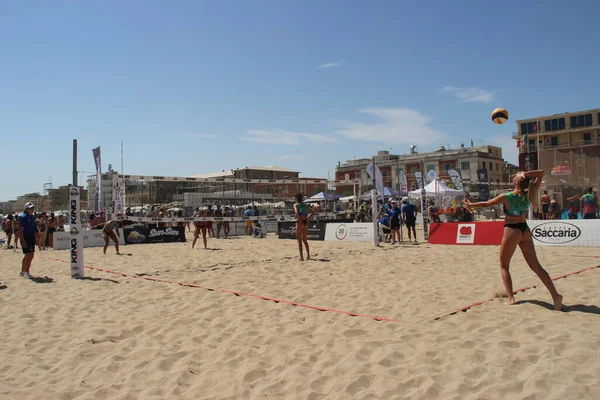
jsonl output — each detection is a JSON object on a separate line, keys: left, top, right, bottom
{"left": 426, "top": 169, "right": 439, "bottom": 182}
{"left": 366, "top": 163, "right": 384, "bottom": 200}
{"left": 398, "top": 169, "right": 408, "bottom": 194}
{"left": 447, "top": 169, "right": 464, "bottom": 190}
{"left": 414, "top": 171, "right": 423, "bottom": 189}
{"left": 92, "top": 146, "right": 102, "bottom": 213}
{"left": 69, "top": 186, "right": 84, "bottom": 279}
{"left": 112, "top": 177, "right": 126, "bottom": 215}
{"left": 477, "top": 169, "right": 490, "bottom": 201}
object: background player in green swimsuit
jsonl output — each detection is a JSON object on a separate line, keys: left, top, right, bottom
{"left": 103, "top": 219, "right": 128, "bottom": 255}
{"left": 464, "top": 170, "right": 563, "bottom": 310}
{"left": 294, "top": 193, "right": 315, "bottom": 261}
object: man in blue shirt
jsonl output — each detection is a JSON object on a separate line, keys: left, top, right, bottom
{"left": 378, "top": 213, "right": 391, "bottom": 243}
{"left": 19, "top": 202, "right": 38, "bottom": 279}
{"left": 401, "top": 198, "right": 417, "bottom": 242}
{"left": 388, "top": 200, "right": 403, "bottom": 244}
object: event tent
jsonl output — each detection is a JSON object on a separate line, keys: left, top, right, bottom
{"left": 360, "top": 186, "right": 399, "bottom": 199}
{"left": 408, "top": 179, "right": 465, "bottom": 197}
{"left": 305, "top": 192, "right": 341, "bottom": 203}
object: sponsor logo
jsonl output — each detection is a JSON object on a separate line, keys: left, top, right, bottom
{"left": 70, "top": 200, "right": 77, "bottom": 224}
{"left": 127, "top": 231, "right": 146, "bottom": 243}
{"left": 70, "top": 238, "right": 78, "bottom": 263}
{"left": 335, "top": 224, "right": 348, "bottom": 240}
{"left": 70, "top": 227, "right": 79, "bottom": 235}
{"left": 532, "top": 222, "right": 581, "bottom": 244}
{"left": 153, "top": 176, "right": 165, "bottom": 180}
{"left": 148, "top": 228, "right": 181, "bottom": 238}
{"left": 456, "top": 224, "right": 475, "bottom": 244}
{"left": 70, "top": 187, "right": 79, "bottom": 196}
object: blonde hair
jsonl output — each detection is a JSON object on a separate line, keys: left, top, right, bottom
{"left": 513, "top": 172, "right": 539, "bottom": 212}
{"left": 528, "top": 179, "right": 539, "bottom": 212}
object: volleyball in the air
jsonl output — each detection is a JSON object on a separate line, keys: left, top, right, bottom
{"left": 491, "top": 108, "right": 509, "bottom": 124}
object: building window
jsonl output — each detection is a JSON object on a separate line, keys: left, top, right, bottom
{"left": 584, "top": 133, "right": 591, "bottom": 143}
{"left": 570, "top": 114, "right": 593, "bottom": 128}
{"left": 550, "top": 136, "right": 558, "bottom": 146}
{"left": 482, "top": 161, "right": 486, "bottom": 169}
{"left": 520, "top": 122, "right": 538, "bottom": 134}
{"left": 444, "top": 163, "right": 452, "bottom": 171}
{"left": 545, "top": 118, "right": 565, "bottom": 131}
{"left": 426, "top": 164, "right": 436, "bottom": 172}
{"left": 382, "top": 169, "right": 387, "bottom": 177}
{"left": 461, "top": 161, "right": 470, "bottom": 171}
{"left": 528, "top": 139, "right": 535, "bottom": 149}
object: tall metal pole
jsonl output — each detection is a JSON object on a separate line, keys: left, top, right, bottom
{"left": 72, "top": 139, "right": 78, "bottom": 186}
{"left": 420, "top": 159, "right": 429, "bottom": 241}
{"left": 371, "top": 157, "right": 379, "bottom": 246}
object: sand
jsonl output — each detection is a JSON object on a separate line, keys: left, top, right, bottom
{"left": 2, "top": 230, "right": 600, "bottom": 400}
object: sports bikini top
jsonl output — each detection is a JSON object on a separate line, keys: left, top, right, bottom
{"left": 503, "top": 192, "right": 530, "bottom": 217}
{"left": 296, "top": 202, "right": 308, "bottom": 217}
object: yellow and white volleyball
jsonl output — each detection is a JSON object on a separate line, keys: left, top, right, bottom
{"left": 491, "top": 108, "right": 509, "bottom": 124}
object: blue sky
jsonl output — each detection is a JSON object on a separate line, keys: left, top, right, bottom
{"left": 1, "top": 0, "right": 599, "bottom": 201}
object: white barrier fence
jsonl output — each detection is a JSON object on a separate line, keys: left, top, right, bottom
{"left": 324, "top": 223, "right": 374, "bottom": 242}
{"left": 54, "top": 230, "right": 126, "bottom": 250}
{"left": 528, "top": 220, "right": 600, "bottom": 247}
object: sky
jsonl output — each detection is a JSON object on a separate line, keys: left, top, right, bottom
{"left": 1, "top": 0, "right": 599, "bottom": 201}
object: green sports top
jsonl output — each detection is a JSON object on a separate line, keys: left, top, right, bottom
{"left": 295, "top": 202, "right": 309, "bottom": 217}
{"left": 503, "top": 192, "right": 530, "bottom": 217}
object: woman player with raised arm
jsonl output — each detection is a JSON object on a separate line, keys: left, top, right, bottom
{"left": 464, "top": 170, "right": 563, "bottom": 310}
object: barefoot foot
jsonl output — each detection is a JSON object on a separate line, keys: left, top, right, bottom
{"left": 506, "top": 298, "right": 516, "bottom": 306}
{"left": 554, "top": 294, "right": 563, "bottom": 311}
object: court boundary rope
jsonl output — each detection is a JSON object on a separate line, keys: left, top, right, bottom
{"left": 426, "top": 263, "right": 600, "bottom": 321}
{"left": 50, "top": 258, "right": 600, "bottom": 324}
{"left": 50, "top": 258, "right": 409, "bottom": 324}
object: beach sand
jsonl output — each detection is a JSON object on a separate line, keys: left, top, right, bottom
{"left": 2, "top": 230, "right": 600, "bottom": 399}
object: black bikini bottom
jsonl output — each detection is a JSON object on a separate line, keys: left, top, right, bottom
{"left": 504, "top": 222, "right": 529, "bottom": 233}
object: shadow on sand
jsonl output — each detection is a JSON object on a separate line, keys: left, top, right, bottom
{"left": 30, "top": 276, "right": 54, "bottom": 284}
{"left": 518, "top": 299, "right": 600, "bottom": 315}
{"left": 78, "top": 276, "right": 120, "bottom": 284}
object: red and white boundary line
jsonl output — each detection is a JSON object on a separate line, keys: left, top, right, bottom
{"left": 51, "top": 259, "right": 408, "bottom": 324}
{"left": 51, "top": 259, "right": 600, "bottom": 324}
{"left": 427, "top": 263, "right": 600, "bottom": 321}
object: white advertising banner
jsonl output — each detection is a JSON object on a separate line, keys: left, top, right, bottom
{"left": 325, "top": 222, "right": 374, "bottom": 242}
{"left": 54, "top": 229, "right": 125, "bottom": 250}
{"left": 528, "top": 220, "right": 600, "bottom": 247}
{"left": 112, "top": 177, "right": 126, "bottom": 215}
{"left": 69, "top": 186, "right": 85, "bottom": 279}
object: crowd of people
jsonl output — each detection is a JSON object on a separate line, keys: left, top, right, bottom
{"left": 539, "top": 187, "right": 599, "bottom": 220}
{"left": 1, "top": 206, "right": 63, "bottom": 251}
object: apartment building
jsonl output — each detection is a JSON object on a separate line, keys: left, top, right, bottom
{"left": 334, "top": 145, "right": 505, "bottom": 196}
{"left": 513, "top": 108, "right": 600, "bottom": 188}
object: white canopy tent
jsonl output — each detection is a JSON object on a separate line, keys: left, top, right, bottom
{"left": 408, "top": 179, "right": 465, "bottom": 197}
{"left": 408, "top": 179, "right": 465, "bottom": 210}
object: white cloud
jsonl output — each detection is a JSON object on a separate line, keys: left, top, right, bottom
{"left": 315, "top": 60, "right": 344, "bottom": 70}
{"left": 441, "top": 86, "right": 494, "bottom": 103}
{"left": 243, "top": 129, "right": 338, "bottom": 145}
{"left": 335, "top": 108, "right": 445, "bottom": 146}
{"left": 183, "top": 133, "right": 217, "bottom": 139}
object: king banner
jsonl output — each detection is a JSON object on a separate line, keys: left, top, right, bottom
{"left": 69, "top": 186, "right": 85, "bottom": 279}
